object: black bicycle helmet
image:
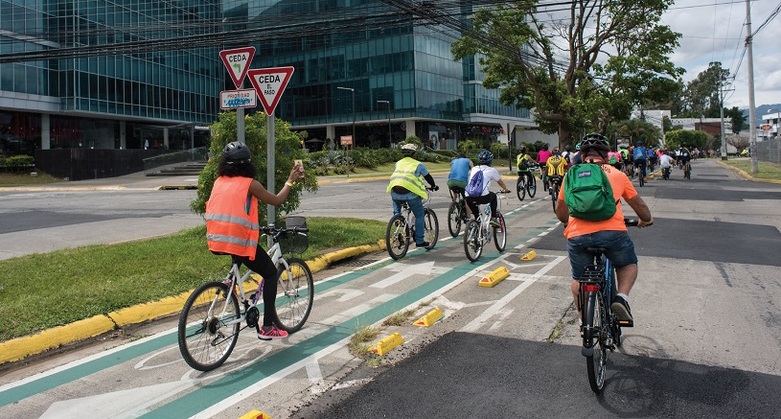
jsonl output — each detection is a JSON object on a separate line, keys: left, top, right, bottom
{"left": 478, "top": 149, "right": 494, "bottom": 164}
{"left": 222, "top": 141, "right": 251, "bottom": 164}
{"left": 580, "top": 133, "right": 610, "bottom": 154}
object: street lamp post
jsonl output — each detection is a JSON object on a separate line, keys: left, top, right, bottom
{"left": 377, "top": 100, "right": 391, "bottom": 146}
{"left": 337, "top": 86, "right": 355, "bottom": 146}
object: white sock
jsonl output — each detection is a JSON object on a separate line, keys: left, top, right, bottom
{"left": 617, "top": 293, "right": 629, "bottom": 302}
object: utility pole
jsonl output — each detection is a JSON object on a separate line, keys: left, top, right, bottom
{"left": 746, "top": 0, "right": 758, "bottom": 173}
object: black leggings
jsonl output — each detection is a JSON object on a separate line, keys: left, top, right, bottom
{"left": 467, "top": 193, "right": 496, "bottom": 219}
{"left": 235, "top": 244, "right": 278, "bottom": 327}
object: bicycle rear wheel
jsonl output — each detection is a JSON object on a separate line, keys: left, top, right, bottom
{"left": 274, "top": 258, "right": 314, "bottom": 333}
{"left": 516, "top": 177, "right": 526, "bottom": 201}
{"left": 583, "top": 291, "right": 607, "bottom": 394}
{"left": 550, "top": 181, "right": 559, "bottom": 211}
{"left": 527, "top": 175, "right": 537, "bottom": 198}
{"left": 386, "top": 214, "right": 409, "bottom": 260}
{"left": 493, "top": 212, "right": 507, "bottom": 251}
{"left": 178, "top": 281, "right": 240, "bottom": 372}
{"left": 684, "top": 164, "right": 691, "bottom": 180}
{"left": 464, "top": 220, "right": 483, "bottom": 262}
{"left": 423, "top": 208, "right": 439, "bottom": 249}
{"left": 447, "top": 201, "right": 462, "bottom": 237}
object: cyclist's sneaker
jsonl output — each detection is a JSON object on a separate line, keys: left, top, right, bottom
{"left": 415, "top": 241, "right": 430, "bottom": 248}
{"left": 611, "top": 296, "right": 634, "bottom": 327}
{"left": 490, "top": 217, "right": 501, "bottom": 227}
{"left": 258, "top": 325, "right": 288, "bottom": 340}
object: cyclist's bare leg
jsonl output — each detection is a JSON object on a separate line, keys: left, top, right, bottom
{"left": 615, "top": 264, "right": 638, "bottom": 297}
{"left": 570, "top": 279, "right": 581, "bottom": 318}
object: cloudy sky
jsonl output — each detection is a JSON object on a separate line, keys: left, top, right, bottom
{"left": 662, "top": 0, "right": 781, "bottom": 110}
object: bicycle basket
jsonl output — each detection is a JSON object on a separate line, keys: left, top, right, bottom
{"left": 280, "top": 216, "right": 309, "bottom": 254}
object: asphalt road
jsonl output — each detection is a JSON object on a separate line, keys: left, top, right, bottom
{"left": 1, "top": 159, "right": 779, "bottom": 418}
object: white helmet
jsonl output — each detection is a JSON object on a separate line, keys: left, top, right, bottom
{"left": 401, "top": 143, "right": 418, "bottom": 155}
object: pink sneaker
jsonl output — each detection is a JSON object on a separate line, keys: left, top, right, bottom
{"left": 258, "top": 325, "right": 288, "bottom": 340}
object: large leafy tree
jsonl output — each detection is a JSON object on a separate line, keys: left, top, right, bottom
{"left": 678, "top": 61, "right": 730, "bottom": 118}
{"left": 191, "top": 112, "right": 318, "bottom": 223}
{"left": 451, "top": 0, "right": 683, "bottom": 146}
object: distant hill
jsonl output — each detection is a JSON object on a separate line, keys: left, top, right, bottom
{"left": 741, "top": 103, "right": 781, "bottom": 125}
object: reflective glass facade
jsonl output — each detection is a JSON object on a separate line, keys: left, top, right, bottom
{"left": 1, "top": 0, "right": 531, "bottom": 158}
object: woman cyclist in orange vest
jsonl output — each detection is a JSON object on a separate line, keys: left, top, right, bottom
{"left": 205, "top": 141, "right": 304, "bottom": 340}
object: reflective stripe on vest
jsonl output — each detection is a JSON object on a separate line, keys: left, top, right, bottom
{"left": 205, "top": 176, "right": 260, "bottom": 259}
{"left": 386, "top": 157, "right": 427, "bottom": 199}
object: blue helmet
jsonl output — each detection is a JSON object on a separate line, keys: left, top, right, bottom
{"left": 478, "top": 149, "right": 494, "bottom": 164}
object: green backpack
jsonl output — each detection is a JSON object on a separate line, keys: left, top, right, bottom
{"left": 563, "top": 163, "right": 618, "bottom": 221}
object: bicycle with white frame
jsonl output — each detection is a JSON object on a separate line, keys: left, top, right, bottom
{"left": 177, "top": 218, "right": 313, "bottom": 371}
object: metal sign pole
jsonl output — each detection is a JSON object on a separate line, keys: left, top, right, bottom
{"left": 267, "top": 115, "right": 275, "bottom": 230}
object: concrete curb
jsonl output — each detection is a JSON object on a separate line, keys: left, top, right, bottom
{"left": 0, "top": 240, "right": 386, "bottom": 366}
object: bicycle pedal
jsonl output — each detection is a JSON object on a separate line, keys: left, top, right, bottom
{"left": 617, "top": 319, "right": 634, "bottom": 327}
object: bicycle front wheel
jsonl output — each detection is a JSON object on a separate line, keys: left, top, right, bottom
{"left": 274, "top": 258, "right": 314, "bottom": 333}
{"left": 583, "top": 291, "right": 607, "bottom": 394}
{"left": 493, "top": 212, "right": 507, "bottom": 251}
{"left": 516, "top": 177, "right": 526, "bottom": 201}
{"left": 386, "top": 214, "right": 409, "bottom": 260}
{"left": 178, "top": 281, "right": 240, "bottom": 372}
{"left": 447, "top": 201, "right": 462, "bottom": 237}
{"left": 684, "top": 164, "right": 691, "bottom": 180}
{"left": 464, "top": 220, "right": 483, "bottom": 262}
{"left": 423, "top": 208, "right": 439, "bottom": 249}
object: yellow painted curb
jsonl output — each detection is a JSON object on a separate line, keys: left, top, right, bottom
{"left": 0, "top": 315, "right": 116, "bottom": 364}
{"left": 108, "top": 292, "right": 191, "bottom": 326}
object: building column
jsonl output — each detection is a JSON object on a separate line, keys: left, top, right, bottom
{"left": 163, "top": 127, "right": 169, "bottom": 149}
{"left": 41, "top": 113, "right": 50, "bottom": 149}
{"left": 119, "top": 121, "right": 127, "bottom": 149}
{"left": 405, "top": 119, "right": 416, "bottom": 139}
{"left": 326, "top": 125, "right": 336, "bottom": 149}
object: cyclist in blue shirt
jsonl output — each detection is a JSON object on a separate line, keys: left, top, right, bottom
{"left": 447, "top": 153, "right": 473, "bottom": 218}
{"left": 632, "top": 142, "right": 649, "bottom": 180}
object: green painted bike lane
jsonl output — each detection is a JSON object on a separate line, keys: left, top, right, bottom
{"left": 0, "top": 205, "right": 555, "bottom": 414}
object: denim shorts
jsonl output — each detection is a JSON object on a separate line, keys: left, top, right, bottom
{"left": 567, "top": 230, "right": 638, "bottom": 280}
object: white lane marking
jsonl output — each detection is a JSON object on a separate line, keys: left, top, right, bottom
{"left": 460, "top": 256, "right": 566, "bottom": 332}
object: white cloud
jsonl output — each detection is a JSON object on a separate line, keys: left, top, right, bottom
{"left": 663, "top": 0, "right": 781, "bottom": 108}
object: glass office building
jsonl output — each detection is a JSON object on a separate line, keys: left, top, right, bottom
{"left": 1, "top": 0, "right": 532, "bottom": 177}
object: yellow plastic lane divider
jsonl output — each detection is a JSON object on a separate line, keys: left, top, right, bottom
{"left": 368, "top": 332, "right": 405, "bottom": 356}
{"left": 413, "top": 307, "right": 444, "bottom": 327}
{"left": 478, "top": 266, "right": 510, "bottom": 288}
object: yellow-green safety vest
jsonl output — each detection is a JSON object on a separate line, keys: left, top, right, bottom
{"left": 386, "top": 157, "right": 427, "bottom": 199}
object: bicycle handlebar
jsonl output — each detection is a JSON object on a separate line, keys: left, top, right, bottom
{"left": 624, "top": 218, "right": 652, "bottom": 227}
{"left": 260, "top": 225, "right": 309, "bottom": 238}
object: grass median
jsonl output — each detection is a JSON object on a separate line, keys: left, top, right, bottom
{"left": 0, "top": 217, "right": 386, "bottom": 342}
{"left": 719, "top": 158, "right": 781, "bottom": 181}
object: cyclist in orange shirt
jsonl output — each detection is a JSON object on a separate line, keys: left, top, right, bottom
{"left": 554, "top": 133, "right": 653, "bottom": 325}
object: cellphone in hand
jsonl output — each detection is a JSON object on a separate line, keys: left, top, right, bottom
{"left": 294, "top": 159, "right": 304, "bottom": 172}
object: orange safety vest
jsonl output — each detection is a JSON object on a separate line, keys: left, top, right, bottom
{"left": 205, "top": 176, "right": 260, "bottom": 259}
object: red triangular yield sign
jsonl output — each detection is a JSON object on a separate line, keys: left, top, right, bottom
{"left": 219, "top": 47, "right": 256, "bottom": 88}
{"left": 247, "top": 66, "right": 295, "bottom": 115}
